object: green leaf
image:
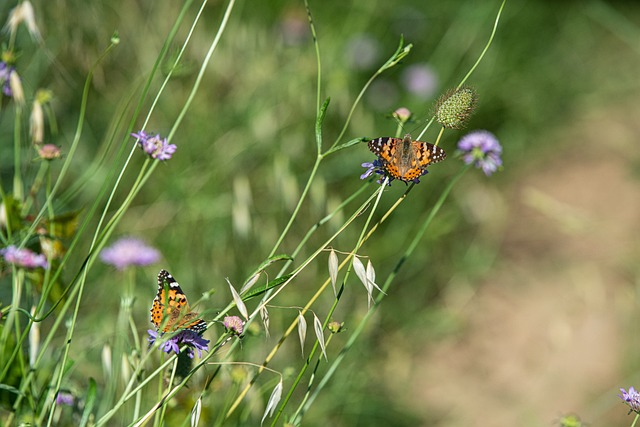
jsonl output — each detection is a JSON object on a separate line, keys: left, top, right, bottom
{"left": 379, "top": 36, "right": 413, "bottom": 72}
{"left": 253, "top": 254, "right": 293, "bottom": 274}
{"left": 2, "top": 194, "right": 23, "bottom": 232}
{"left": 242, "top": 274, "right": 293, "bottom": 301}
{"left": 316, "top": 97, "right": 331, "bottom": 151}
{"left": 0, "top": 383, "right": 24, "bottom": 397}
{"left": 323, "top": 137, "right": 367, "bottom": 156}
{"left": 241, "top": 254, "right": 293, "bottom": 293}
{"left": 79, "top": 378, "right": 97, "bottom": 427}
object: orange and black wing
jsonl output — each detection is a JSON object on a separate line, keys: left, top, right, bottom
{"left": 368, "top": 137, "right": 404, "bottom": 180}
{"left": 150, "top": 269, "right": 207, "bottom": 334}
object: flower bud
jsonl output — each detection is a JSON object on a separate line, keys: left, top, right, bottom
{"left": 392, "top": 107, "right": 412, "bottom": 124}
{"left": 328, "top": 321, "right": 344, "bottom": 334}
{"left": 38, "top": 144, "right": 61, "bottom": 160}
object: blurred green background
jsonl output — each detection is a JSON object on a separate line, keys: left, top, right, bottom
{"left": 2, "top": 0, "right": 640, "bottom": 425}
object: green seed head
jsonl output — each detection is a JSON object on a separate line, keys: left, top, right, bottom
{"left": 434, "top": 86, "right": 478, "bottom": 129}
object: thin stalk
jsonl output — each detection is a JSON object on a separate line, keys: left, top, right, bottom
{"left": 295, "top": 166, "right": 469, "bottom": 421}
{"left": 417, "top": 0, "right": 506, "bottom": 142}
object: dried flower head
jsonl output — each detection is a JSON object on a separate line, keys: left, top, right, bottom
{"left": 435, "top": 86, "right": 478, "bottom": 129}
{"left": 1, "top": 245, "right": 49, "bottom": 269}
{"left": 131, "top": 130, "right": 176, "bottom": 160}
{"left": 457, "top": 130, "right": 502, "bottom": 176}
{"left": 100, "top": 237, "right": 160, "bottom": 270}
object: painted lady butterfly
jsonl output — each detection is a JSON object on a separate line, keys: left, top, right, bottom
{"left": 150, "top": 269, "right": 207, "bottom": 334}
{"left": 368, "top": 133, "right": 446, "bottom": 182}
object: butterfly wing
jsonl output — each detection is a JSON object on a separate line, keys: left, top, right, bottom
{"left": 401, "top": 141, "right": 446, "bottom": 181}
{"left": 415, "top": 141, "right": 446, "bottom": 166}
{"left": 150, "top": 269, "right": 207, "bottom": 333}
{"left": 368, "top": 137, "right": 405, "bottom": 180}
{"left": 368, "top": 135, "right": 447, "bottom": 182}
{"left": 368, "top": 137, "right": 398, "bottom": 163}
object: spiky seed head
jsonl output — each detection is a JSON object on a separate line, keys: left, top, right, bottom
{"left": 434, "top": 86, "right": 478, "bottom": 129}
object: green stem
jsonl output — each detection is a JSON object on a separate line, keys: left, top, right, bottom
{"left": 272, "top": 181, "right": 388, "bottom": 425}
{"left": 327, "top": 37, "right": 412, "bottom": 153}
{"left": 268, "top": 156, "right": 322, "bottom": 258}
{"left": 295, "top": 166, "right": 470, "bottom": 422}
{"left": 416, "top": 0, "right": 506, "bottom": 142}
{"left": 457, "top": 0, "right": 507, "bottom": 89}
{"left": 167, "top": 0, "right": 236, "bottom": 141}
{"left": 20, "top": 41, "right": 117, "bottom": 249}
{"left": 303, "top": 0, "right": 322, "bottom": 116}
{"left": 13, "top": 106, "right": 23, "bottom": 201}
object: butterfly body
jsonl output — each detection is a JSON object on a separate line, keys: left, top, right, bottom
{"left": 150, "top": 269, "right": 207, "bottom": 334}
{"left": 368, "top": 133, "right": 446, "bottom": 182}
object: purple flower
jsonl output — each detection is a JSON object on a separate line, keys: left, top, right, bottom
{"left": 457, "top": 130, "right": 502, "bottom": 176}
{"left": 360, "top": 160, "right": 382, "bottom": 180}
{"left": 1, "top": 245, "right": 49, "bottom": 269}
{"left": 344, "top": 34, "right": 381, "bottom": 70}
{"left": 0, "top": 62, "right": 15, "bottom": 97}
{"left": 131, "top": 130, "right": 176, "bottom": 160}
{"left": 278, "top": 10, "right": 310, "bottom": 46}
{"left": 360, "top": 158, "right": 427, "bottom": 185}
{"left": 148, "top": 329, "right": 210, "bottom": 359}
{"left": 55, "top": 391, "right": 75, "bottom": 407}
{"left": 100, "top": 237, "right": 160, "bottom": 270}
{"left": 401, "top": 63, "right": 438, "bottom": 100}
{"left": 223, "top": 316, "right": 245, "bottom": 335}
{"left": 619, "top": 387, "right": 640, "bottom": 413}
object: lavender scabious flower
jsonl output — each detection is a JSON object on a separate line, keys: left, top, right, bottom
{"left": 131, "top": 130, "right": 176, "bottom": 160}
{"left": 457, "top": 130, "right": 502, "bottom": 176}
{"left": 1, "top": 245, "right": 49, "bottom": 269}
{"left": 100, "top": 237, "right": 160, "bottom": 270}
{"left": 619, "top": 387, "right": 640, "bottom": 413}
{"left": 360, "top": 158, "right": 394, "bottom": 184}
{"left": 223, "top": 315, "right": 245, "bottom": 336}
{"left": 55, "top": 391, "right": 75, "bottom": 407}
{"left": 361, "top": 158, "right": 427, "bottom": 185}
{"left": 148, "top": 329, "right": 210, "bottom": 359}
{"left": 401, "top": 63, "right": 438, "bottom": 100}
{"left": 0, "top": 62, "right": 15, "bottom": 97}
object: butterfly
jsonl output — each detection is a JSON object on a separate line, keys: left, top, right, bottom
{"left": 368, "top": 133, "right": 446, "bottom": 182}
{"left": 150, "top": 269, "right": 207, "bottom": 334}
